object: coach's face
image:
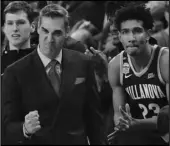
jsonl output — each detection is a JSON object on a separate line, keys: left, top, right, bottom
{"left": 38, "top": 16, "right": 68, "bottom": 59}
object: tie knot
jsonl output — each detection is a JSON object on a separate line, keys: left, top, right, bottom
{"left": 46, "top": 59, "right": 60, "bottom": 69}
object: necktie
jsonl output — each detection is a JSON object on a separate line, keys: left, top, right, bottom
{"left": 47, "top": 59, "right": 61, "bottom": 96}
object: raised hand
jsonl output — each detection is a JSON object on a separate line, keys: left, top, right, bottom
{"left": 24, "top": 110, "right": 41, "bottom": 135}
{"left": 114, "top": 103, "right": 136, "bottom": 132}
{"left": 87, "top": 47, "right": 108, "bottom": 80}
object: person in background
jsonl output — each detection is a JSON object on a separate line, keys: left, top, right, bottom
{"left": 98, "top": 1, "right": 124, "bottom": 60}
{"left": 1, "top": 1, "right": 36, "bottom": 74}
{"left": 108, "top": 4, "right": 169, "bottom": 145}
{"left": 2, "top": 3, "right": 108, "bottom": 145}
{"left": 64, "top": 35, "right": 86, "bottom": 53}
{"left": 152, "top": 1, "right": 169, "bottom": 48}
{"left": 103, "top": 19, "right": 124, "bottom": 61}
{"left": 70, "top": 19, "right": 98, "bottom": 50}
{"left": 157, "top": 105, "right": 169, "bottom": 144}
{"left": 1, "top": 2, "right": 36, "bottom": 144}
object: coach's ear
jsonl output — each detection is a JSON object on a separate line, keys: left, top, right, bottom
{"left": 119, "top": 32, "right": 123, "bottom": 44}
{"left": 30, "top": 22, "right": 36, "bottom": 33}
{"left": 65, "top": 26, "right": 70, "bottom": 38}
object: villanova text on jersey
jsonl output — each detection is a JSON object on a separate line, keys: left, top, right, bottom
{"left": 125, "top": 84, "right": 166, "bottom": 100}
{"left": 120, "top": 45, "right": 168, "bottom": 119}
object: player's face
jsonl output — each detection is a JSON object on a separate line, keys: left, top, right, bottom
{"left": 119, "top": 20, "right": 149, "bottom": 56}
{"left": 3, "top": 11, "right": 34, "bottom": 48}
{"left": 38, "top": 16, "right": 68, "bottom": 59}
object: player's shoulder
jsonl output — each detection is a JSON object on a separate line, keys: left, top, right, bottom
{"left": 159, "top": 46, "right": 169, "bottom": 64}
{"left": 108, "top": 51, "right": 124, "bottom": 83}
{"left": 160, "top": 47, "right": 169, "bottom": 57}
{"left": 108, "top": 51, "right": 123, "bottom": 69}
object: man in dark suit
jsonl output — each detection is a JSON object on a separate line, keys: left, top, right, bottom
{"left": 2, "top": 3, "right": 107, "bottom": 145}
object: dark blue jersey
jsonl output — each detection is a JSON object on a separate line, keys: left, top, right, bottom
{"left": 120, "top": 45, "right": 168, "bottom": 119}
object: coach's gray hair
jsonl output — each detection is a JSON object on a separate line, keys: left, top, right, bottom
{"left": 38, "top": 4, "right": 69, "bottom": 29}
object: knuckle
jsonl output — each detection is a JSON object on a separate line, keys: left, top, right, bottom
{"left": 25, "top": 114, "right": 29, "bottom": 119}
{"left": 26, "top": 119, "right": 31, "bottom": 124}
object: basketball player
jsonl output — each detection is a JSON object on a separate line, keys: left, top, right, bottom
{"left": 108, "top": 5, "right": 169, "bottom": 145}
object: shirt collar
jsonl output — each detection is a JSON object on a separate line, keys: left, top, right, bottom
{"left": 37, "top": 45, "right": 62, "bottom": 67}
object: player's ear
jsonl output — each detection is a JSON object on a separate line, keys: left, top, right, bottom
{"left": 146, "top": 29, "right": 152, "bottom": 41}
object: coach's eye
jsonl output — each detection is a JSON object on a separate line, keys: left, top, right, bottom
{"left": 42, "top": 27, "right": 49, "bottom": 34}
{"left": 54, "top": 30, "right": 63, "bottom": 36}
{"left": 16, "top": 20, "right": 26, "bottom": 25}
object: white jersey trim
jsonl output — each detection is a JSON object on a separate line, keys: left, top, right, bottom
{"left": 120, "top": 51, "right": 124, "bottom": 86}
{"left": 157, "top": 47, "right": 167, "bottom": 85}
{"left": 127, "top": 45, "right": 156, "bottom": 77}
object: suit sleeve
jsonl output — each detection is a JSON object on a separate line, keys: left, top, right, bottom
{"left": 83, "top": 58, "right": 108, "bottom": 145}
{"left": 2, "top": 67, "right": 26, "bottom": 144}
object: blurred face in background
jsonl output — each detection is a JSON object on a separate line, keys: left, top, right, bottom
{"left": 152, "top": 20, "right": 164, "bottom": 33}
{"left": 164, "top": 10, "right": 169, "bottom": 25}
{"left": 110, "top": 23, "right": 120, "bottom": 45}
{"left": 38, "top": 16, "right": 68, "bottom": 59}
{"left": 29, "top": 1, "right": 39, "bottom": 12}
{"left": 3, "top": 11, "right": 34, "bottom": 48}
{"left": 165, "top": 1, "right": 169, "bottom": 24}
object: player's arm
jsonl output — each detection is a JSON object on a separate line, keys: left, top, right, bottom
{"left": 159, "top": 48, "right": 169, "bottom": 142}
{"left": 160, "top": 48, "right": 169, "bottom": 101}
{"left": 108, "top": 55, "right": 127, "bottom": 126}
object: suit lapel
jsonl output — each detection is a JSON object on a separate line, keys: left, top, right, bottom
{"left": 31, "top": 50, "right": 60, "bottom": 102}
{"left": 50, "top": 49, "right": 78, "bottom": 135}
{"left": 60, "top": 49, "right": 77, "bottom": 98}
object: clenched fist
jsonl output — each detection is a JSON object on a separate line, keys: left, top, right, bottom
{"left": 24, "top": 110, "right": 41, "bottom": 135}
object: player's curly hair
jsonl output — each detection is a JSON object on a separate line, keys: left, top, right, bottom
{"left": 114, "top": 4, "right": 154, "bottom": 31}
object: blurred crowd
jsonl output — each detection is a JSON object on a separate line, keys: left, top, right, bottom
{"left": 1, "top": 1, "right": 169, "bottom": 58}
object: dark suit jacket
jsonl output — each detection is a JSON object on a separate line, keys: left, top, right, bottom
{"left": 1, "top": 46, "right": 36, "bottom": 74}
{"left": 2, "top": 48, "right": 107, "bottom": 145}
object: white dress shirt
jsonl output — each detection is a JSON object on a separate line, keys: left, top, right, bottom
{"left": 37, "top": 45, "right": 62, "bottom": 75}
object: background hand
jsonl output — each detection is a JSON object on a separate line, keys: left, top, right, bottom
{"left": 89, "top": 47, "right": 108, "bottom": 80}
